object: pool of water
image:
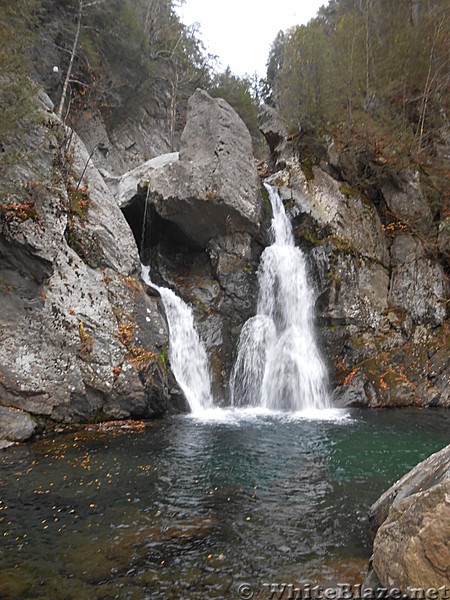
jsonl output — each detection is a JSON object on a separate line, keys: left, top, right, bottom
{"left": 0, "top": 407, "right": 449, "bottom": 599}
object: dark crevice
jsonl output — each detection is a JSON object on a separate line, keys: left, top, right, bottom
{"left": 120, "top": 194, "right": 203, "bottom": 264}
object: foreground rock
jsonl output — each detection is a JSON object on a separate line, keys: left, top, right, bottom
{"left": 0, "top": 94, "right": 184, "bottom": 444}
{"left": 366, "top": 445, "right": 450, "bottom": 592}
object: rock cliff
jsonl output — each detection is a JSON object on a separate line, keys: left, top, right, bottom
{"left": 0, "top": 92, "right": 184, "bottom": 447}
{"left": 1, "top": 89, "right": 448, "bottom": 446}
{"left": 260, "top": 105, "right": 448, "bottom": 408}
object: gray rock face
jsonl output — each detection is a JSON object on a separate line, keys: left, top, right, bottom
{"left": 316, "top": 251, "right": 389, "bottom": 329}
{"left": 120, "top": 90, "right": 262, "bottom": 249}
{"left": 268, "top": 162, "right": 389, "bottom": 265}
{"left": 0, "top": 99, "right": 184, "bottom": 444}
{"left": 389, "top": 234, "right": 446, "bottom": 326}
{"left": 66, "top": 131, "right": 140, "bottom": 274}
{"left": 257, "top": 103, "right": 292, "bottom": 169}
{"left": 382, "top": 170, "right": 434, "bottom": 235}
{"left": 0, "top": 406, "right": 37, "bottom": 444}
{"left": 368, "top": 445, "right": 450, "bottom": 592}
{"left": 110, "top": 152, "right": 180, "bottom": 210}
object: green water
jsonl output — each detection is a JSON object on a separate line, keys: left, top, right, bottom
{"left": 0, "top": 408, "right": 448, "bottom": 599}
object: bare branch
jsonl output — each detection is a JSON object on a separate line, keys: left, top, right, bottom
{"left": 57, "top": 0, "right": 83, "bottom": 119}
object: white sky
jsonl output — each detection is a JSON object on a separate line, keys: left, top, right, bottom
{"left": 176, "top": 0, "right": 329, "bottom": 78}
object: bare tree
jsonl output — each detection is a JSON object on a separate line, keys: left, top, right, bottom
{"left": 417, "top": 19, "right": 445, "bottom": 150}
{"left": 57, "top": 0, "right": 106, "bottom": 121}
{"left": 365, "top": 0, "right": 371, "bottom": 105}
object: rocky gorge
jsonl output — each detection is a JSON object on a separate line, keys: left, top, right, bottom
{"left": 1, "top": 86, "right": 448, "bottom": 444}
{"left": 0, "top": 79, "right": 449, "bottom": 596}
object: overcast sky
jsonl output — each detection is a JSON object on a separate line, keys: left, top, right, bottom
{"left": 176, "top": 0, "right": 329, "bottom": 78}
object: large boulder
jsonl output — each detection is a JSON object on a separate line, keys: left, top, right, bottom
{"left": 116, "top": 89, "right": 262, "bottom": 249}
{"left": 108, "top": 90, "right": 265, "bottom": 400}
{"left": 369, "top": 444, "right": 450, "bottom": 537}
{"left": 367, "top": 445, "right": 450, "bottom": 593}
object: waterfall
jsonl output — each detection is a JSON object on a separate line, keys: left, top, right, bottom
{"left": 141, "top": 266, "right": 213, "bottom": 413}
{"left": 230, "top": 184, "right": 329, "bottom": 411}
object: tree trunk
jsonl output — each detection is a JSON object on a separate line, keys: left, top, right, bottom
{"left": 57, "top": 0, "right": 83, "bottom": 121}
{"left": 169, "top": 62, "right": 179, "bottom": 151}
{"left": 409, "top": 0, "right": 420, "bottom": 26}
{"left": 365, "top": 0, "right": 370, "bottom": 107}
{"left": 347, "top": 33, "right": 355, "bottom": 132}
{"left": 417, "top": 21, "right": 442, "bottom": 150}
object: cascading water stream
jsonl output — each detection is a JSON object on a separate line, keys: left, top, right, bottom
{"left": 230, "top": 184, "right": 329, "bottom": 411}
{"left": 139, "top": 188, "right": 213, "bottom": 414}
{"left": 141, "top": 266, "right": 213, "bottom": 414}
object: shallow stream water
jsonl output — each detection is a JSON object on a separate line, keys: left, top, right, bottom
{"left": 0, "top": 407, "right": 449, "bottom": 599}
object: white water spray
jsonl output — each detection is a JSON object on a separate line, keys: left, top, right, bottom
{"left": 141, "top": 268, "right": 213, "bottom": 414}
{"left": 230, "top": 184, "right": 329, "bottom": 411}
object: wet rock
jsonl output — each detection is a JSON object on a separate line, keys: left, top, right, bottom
{"left": 310, "top": 242, "right": 390, "bottom": 343}
{"left": 145, "top": 226, "right": 260, "bottom": 400}
{"left": 334, "top": 322, "right": 447, "bottom": 408}
{"left": 0, "top": 406, "right": 37, "bottom": 443}
{"left": 369, "top": 444, "right": 450, "bottom": 592}
{"left": 268, "top": 162, "right": 388, "bottom": 265}
{"left": 208, "top": 233, "right": 259, "bottom": 320}
{"left": 265, "top": 152, "right": 447, "bottom": 407}
{"left": 333, "top": 370, "right": 373, "bottom": 408}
